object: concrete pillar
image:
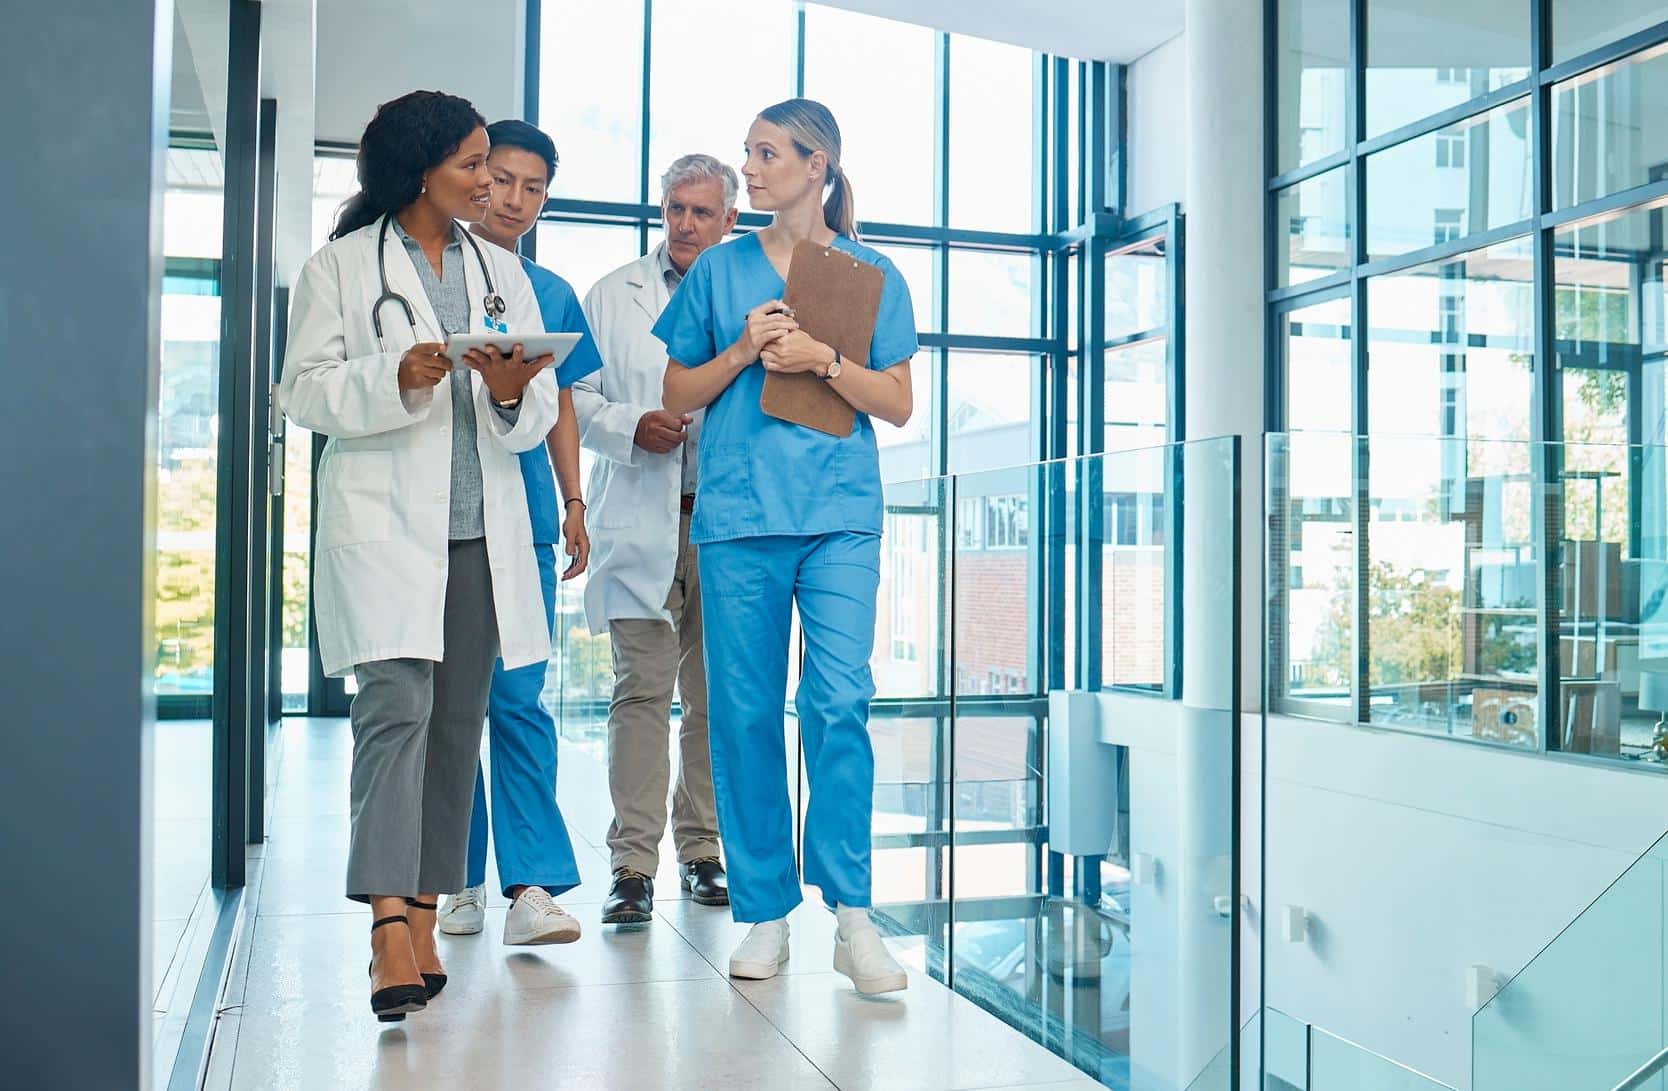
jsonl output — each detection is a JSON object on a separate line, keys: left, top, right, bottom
{"left": 0, "top": 1, "right": 170, "bottom": 1086}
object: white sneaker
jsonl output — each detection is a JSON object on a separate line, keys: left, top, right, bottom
{"left": 728, "top": 919, "right": 790, "bottom": 980}
{"left": 833, "top": 910, "right": 908, "bottom": 995}
{"left": 502, "top": 887, "right": 582, "bottom": 946}
{"left": 438, "top": 885, "right": 485, "bottom": 936}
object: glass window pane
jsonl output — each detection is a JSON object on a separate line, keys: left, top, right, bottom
{"left": 804, "top": 6, "right": 936, "bottom": 226}
{"left": 876, "top": 351, "right": 936, "bottom": 485}
{"left": 948, "top": 249, "right": 1037, "bottom": 337}
{"left": 534, "top": 222, "right": 645, "bottom": 302}
{"left": 872, "top": 242, "right": 938, "bottom": 333}
{"left": 1552, "top": 43, "right": 1668, "bottom": 211}
{"left": 280, "top": 425, "right": 312, "bottom": 713}
{"left": 949, "top": 34, "right": 1037, "bottom": 233}
{"left": 540, "top": 0, "right": 645, "bottom": 201}
{"left": 1364, "top": 240, "right": 1539, "bottom": 743}
{"left": 1284, "top": 295, "right": 1353, "bottom": 432}
{"left": 1277, "top": 301, "right": 1355, "bottom": 710}
{"left": 1366, "top": 96, "right": 1532, "bottom": 259}
{"left": 310, "top": 154, "right": 357, "bottom": 250}
{"left": 1367, "top": 235, "right": 1536, "bottom": 441}
{"left": 1104, "top": 339, "right": 1168, "bottom": 453}
{"left": 1100, "top": 446, "right": 1172, "bottom": 689}
{"left": 1277, "top": 167, "right": 1350, "bottom": 286}
{"left": 1554, "top": 0, "right": 1668, "bottom": 64}
{"left": 1105, "top": 235, "right": 1167, "bottom": 340}
{"left": 648, "top": 0, "right": 794, "bottom": 207}
{"left": 1365, "top": 0, "right": 1530, "bottom": 138}
{"left": 1277, "top": 0, "right": 1351, "bottom": 171}
{"left": 1554, "top": 198, "right": 1668, "bottom": 762}
{"left": 947, "top": 353, "right": 1038, "bottom": 474}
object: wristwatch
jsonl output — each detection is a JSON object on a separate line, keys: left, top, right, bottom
{"left": 822, "top": 349, "right": 843, "bottom": 381}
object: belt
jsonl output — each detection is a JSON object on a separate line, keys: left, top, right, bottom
{"left": 680, "top": 493, "right": 696, "bottom": 514}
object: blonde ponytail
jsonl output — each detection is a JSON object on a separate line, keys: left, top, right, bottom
{"left": 758, "top": 97, "right": 858, "bottom": 238}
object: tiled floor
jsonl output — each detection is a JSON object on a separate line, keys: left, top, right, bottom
{"left": 205, "top": 718, "right": 1100, "bottom": 1091}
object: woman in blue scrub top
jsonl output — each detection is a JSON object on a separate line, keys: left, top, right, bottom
{"left": 655, "top": 98, "right": 916, "bottom": 996}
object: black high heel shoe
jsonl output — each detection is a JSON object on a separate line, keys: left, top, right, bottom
{"left": 407, "top": 899, "right": 448, "bottom": 999}
{"left": 368, "top": 915, "right": 428, "bottom": 1022}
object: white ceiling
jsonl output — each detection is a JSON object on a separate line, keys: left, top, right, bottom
{"left": 808, "top": 0, "right": 1184, "bottom": 63}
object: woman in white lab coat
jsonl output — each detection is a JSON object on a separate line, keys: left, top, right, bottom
{"left": 278, "top": 90, "right": 558, "bottom": 1022}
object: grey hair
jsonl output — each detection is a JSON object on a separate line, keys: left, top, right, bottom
{"left": 659, "top": 153, "right": 739, "bottom": 210}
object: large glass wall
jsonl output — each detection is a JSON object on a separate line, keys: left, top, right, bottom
{"left": 1268, "top": 0, "right": 1668, "bottom": 768}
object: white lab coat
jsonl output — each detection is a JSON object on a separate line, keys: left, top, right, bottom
{"left": 573, "top": 244, "right": 700, "bottom": 633}
{"left": 278, "top": 219, "right": 559, "bottom": 678}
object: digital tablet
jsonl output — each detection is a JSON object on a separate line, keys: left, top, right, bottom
{"left": 444, "top": 331, "right": 580, "bottom": 366}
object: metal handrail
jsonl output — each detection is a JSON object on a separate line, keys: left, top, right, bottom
{"left": 1613, "top": 1045, "right": 1668, "bottom": 1091}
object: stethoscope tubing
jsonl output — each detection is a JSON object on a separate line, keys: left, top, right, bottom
{"left": 370, "top": 211, "right": 508, "bottom": 350}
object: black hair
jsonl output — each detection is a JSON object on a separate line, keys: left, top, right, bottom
{"left": 485, "top": 119, "right": 559, "bottom": 185}
{"left": 330, "top": 90, "right": 487, "bottom": 241}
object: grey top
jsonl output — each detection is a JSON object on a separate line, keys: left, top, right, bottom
{"left": 394, "top": 219, "right": 517, "bottom": 541}
{"left": 656, "top": 244, "right": 698, "bottom": 496}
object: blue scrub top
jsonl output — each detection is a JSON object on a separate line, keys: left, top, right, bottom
{"left": 651, "top": 232, "right": 918, "bottom": 546}
{"left": 518, "top": 255, "right": 604, "bottom": 545}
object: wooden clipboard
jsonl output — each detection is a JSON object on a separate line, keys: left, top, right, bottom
{"left": 759, "top": 240, "right": 882, "bottom": 437}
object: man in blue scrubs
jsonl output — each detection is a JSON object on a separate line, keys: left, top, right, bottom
{"left": 436, "top": 120, "right": 603, "bottom": 945}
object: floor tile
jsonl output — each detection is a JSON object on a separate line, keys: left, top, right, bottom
{"left": 658, "top": 890, "right": 840, "bottom": 976}
{"left": 228, "top": 977, "right": 836, "bottom": 1091}
{"left": 241, "top": 907, "right": 719, "bottom": 1009}
{"left": 733, "top": 968, "right": 1087, "bottom": 1091}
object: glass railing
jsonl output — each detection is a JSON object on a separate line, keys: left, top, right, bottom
{"left": 1264, "top": 1007, "right": 1458, "bottom": 1090}
{"left": 1268, "top": 432, "right": 1668, "bottom": 768}
{"left": 1472, "top": 830, "right": 1668, "bottom": 1091}
{"left": 545, "top": 437, "right": 1244, "bottom": 1090}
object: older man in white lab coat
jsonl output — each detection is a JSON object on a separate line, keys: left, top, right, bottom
{"left": 574, "top": 155, "right": 738, "bottom": 924}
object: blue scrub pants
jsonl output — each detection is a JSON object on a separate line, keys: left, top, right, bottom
{"left": 465, "top": 542, "right": 582, "bottom": 898}
{"left": 699, "top": 531, "right": 880, "bottom": 923}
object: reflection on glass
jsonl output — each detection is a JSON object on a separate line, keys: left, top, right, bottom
{"left": 1272, "top": 431, "right": 1356, "bottom": 709}
{"left": 803, "top": 6, "right": 936, "bottom": 226}
{"left": 1277, "top": 0, "right": 1350, "bottom": 171}
{"left": 1101, "top": 444, "right": 1170, "bottom": 689}
{"left": 947, "top": 353, "right": 1038, "bottom": 474}
{"left": 1285, "top": 294, "right": 1352, "bottom": 432}
{"left": 1105, "top": 340, "right": 1167, "bottom": 454}
{"left": 1277, "top": 167, "right": 1350, "bottom": 286}
{"left": 1554, "top": 200, "right": 1668, "bottom": 760}
{"left": 1554, "top": 0, "right": 1668, "bottom": 64}
{"left": 648, "top": 0, "right": 794, "bottom": 207}
{"left": 871, "top": 241, "right": 938, "bottom": 333}
{"left": 1365, "top": 0, "right": 1529, "bottom": 137}
{"left": 1366, "top": 236, "right": 1535, "bottom": 440}
{"left": 949, "top": 33, "right": 1037, "bottom": 233}
{"left": 1364, "top": 435, "right": 1540, "bottom": 743}
{"left": 534, "top": 222, "right": 645, "bottom": 303}
{"left": 1366, "top": 96, "right": 1532, "bottom": 259}
{"left": 280, "top": 425, "right": 312, "bottom": 712}
{"left": 1552, "top": 43, "right": 1668, "bottom": 211}
{"left": 541, "top": 0, "right": 645, "bottom": 201}
{"left": 948, "top": 249, "right": 1037, "bottom": 337}
{"left": 1105, "top": 235, "right": 1166, "bottom": 341}
{"left": 158, "top": 151, "right": 223, "bottom": 698}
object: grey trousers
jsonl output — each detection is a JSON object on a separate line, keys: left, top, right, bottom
{"left": 604, "top": 511, "right": 721, "bottom": 874}
{"left": 346, "top": 538, "right": 499, "bottom": 901}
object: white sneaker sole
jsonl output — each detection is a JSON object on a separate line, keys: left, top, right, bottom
{"left": 728, "top": 950, "right": 790, "bottom": 980}
{"left": 833, "top": 942, "right": 908, "bottom": 995}
{"left": 439, "top": 915, "right": 483, "bottom": 936}
{"left": 503, "top": 921, "right": 582, "bottom": 946}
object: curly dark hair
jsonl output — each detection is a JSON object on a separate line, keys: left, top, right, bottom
{"left": 330, "top": 90, "right": 487, "bottom": 241}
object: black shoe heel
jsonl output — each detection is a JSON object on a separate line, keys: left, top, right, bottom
{"left": 407, "top": 899, "right": 448, "bottom": 999}
{"left": 369, "top": 914, "right": 428, "bottom": 1021}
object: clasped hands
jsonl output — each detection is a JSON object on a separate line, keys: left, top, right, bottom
{"left": 738, "top": 300, "right": 835, "bottom": 377}
{"left": 397, "top": 341, "right": 556, "bottom": 403}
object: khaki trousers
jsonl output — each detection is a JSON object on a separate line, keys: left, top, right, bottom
{"left": 604, "top": 512, "right": 720, "bottom": 874}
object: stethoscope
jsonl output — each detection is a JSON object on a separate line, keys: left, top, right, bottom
{"left": 372, "top": 212, "right": 509, "bottom": 349}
